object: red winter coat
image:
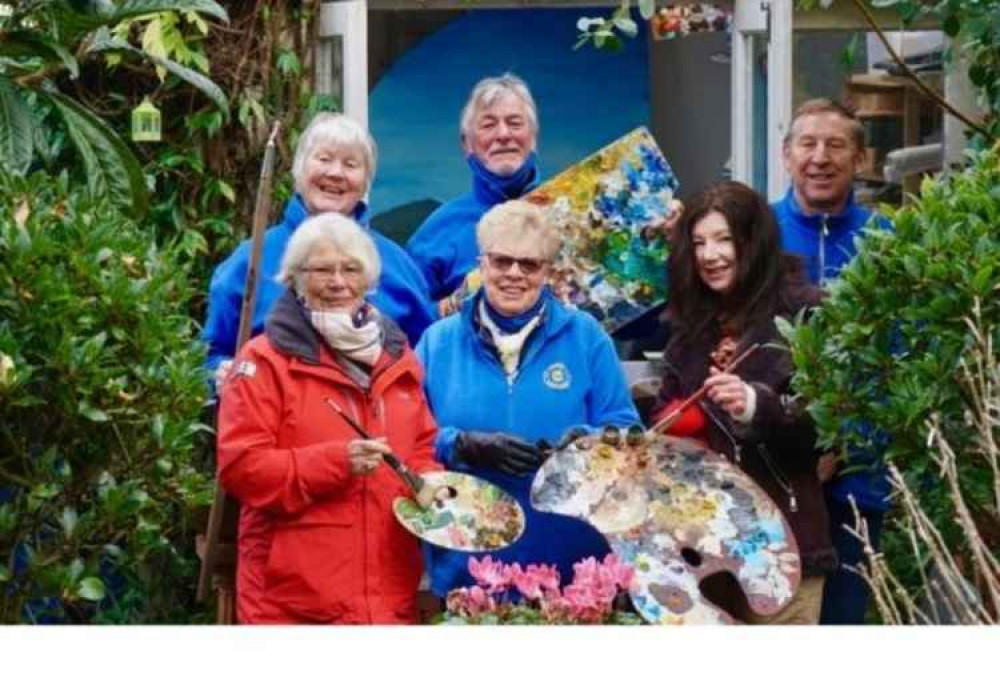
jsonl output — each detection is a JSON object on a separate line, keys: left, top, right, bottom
{"left": 217, "top": 291, "right": 440, "bottom": 624}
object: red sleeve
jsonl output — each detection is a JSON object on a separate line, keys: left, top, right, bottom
{"left": 216, "top": 348, "right": 352, "bottom": 515}
{"left": 651, "top": 399, "right": 707, "bottom": 438}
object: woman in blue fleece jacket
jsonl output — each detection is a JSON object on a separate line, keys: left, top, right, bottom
{"left": 415, "top": 200, "right": 640, "bottom": 597}
{"left": 202, "top": 113, "right": 435, "bottom": 387}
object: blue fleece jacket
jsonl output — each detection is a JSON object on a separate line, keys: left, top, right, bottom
{"left": 772, "top": 188, "right": 890, "bottom": 512}
{"left": 201, "top": 195, "right": 435, "bottom": 374}
{"left": 406, "top": 155, "right": 540, "bottom": 301}
{"left": 415, "top": 290, "right": 640, "bottom": 596}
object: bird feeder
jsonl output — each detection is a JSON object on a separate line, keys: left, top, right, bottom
{"left": 131, "top": 97, "right": 161, "bottom": 143}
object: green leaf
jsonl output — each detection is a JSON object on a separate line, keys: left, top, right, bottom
{"left": 0, "top": 565, "right": 10, "bottom": 583}
{"left": 60, "top": 507, "right": 79, "bottom": 538}
{"left": 88, "top": 29, "right": 228, "bottom": 113}
{"left": 77, "top": 577, "right": 106, "bottom": 602}
{"left": 109, "top": 0, "right": 229, "bottom": 24}
{"left": 79, "top": 402, "right": 110, "bottom": 422}
{"left": 43, "top": 91, "right": 148, "bottom": 217}
{"left": 638, "top": 0, "right": 657, "bottom": 20}
{"left": 614, "top": 17, "right": 639, "bottom": 39}
{"left": 0, "top": 31, "right": 80, "bottom": 78}
{"left": 0, "top": 77, "right": 35, "bottom": 175}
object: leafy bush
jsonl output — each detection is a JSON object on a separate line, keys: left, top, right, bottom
{"left": 0, "top": 171, "right": 213, "bottom": 624}
{"left": 787, "top": 147, "right": 1000, "bottom": 593}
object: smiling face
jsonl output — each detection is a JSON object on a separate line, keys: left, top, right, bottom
{"left": 692, "top": 211, "right": 737, "bottom": 295}
{"left": 300, "top": 142, "right": 368, "bottom": 215}
{"left": 300, "top": 241, "right": 368, "bottom": 313}
{"left": 783, "top": 111, "right": 864, "bottom": 215}
{"left": 481, "top": 232, "right": 550, "bottom": 317}
{"left": 463, "top": 92, "right": 536, "bottom": 176}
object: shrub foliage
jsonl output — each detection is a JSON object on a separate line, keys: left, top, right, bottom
{"left": 0, "top": 171, "right": 213, "bottom": 624}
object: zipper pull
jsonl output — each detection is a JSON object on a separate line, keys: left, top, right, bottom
{"left": 789, "top": 493, "right": 798, "bottom": 513}
{"left": 734, "top": 444, "right": 742, "bottom": 463}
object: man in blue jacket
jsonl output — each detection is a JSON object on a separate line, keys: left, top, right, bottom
{"left": 406, "top": 73, "right": 541, "bottom": 306}
{"left": 773, "top": 98, "right": 891, "bottom": 624}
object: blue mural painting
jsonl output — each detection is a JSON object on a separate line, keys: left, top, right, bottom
{"left": 369, "top": 8, "right": 650, "bottom": 219}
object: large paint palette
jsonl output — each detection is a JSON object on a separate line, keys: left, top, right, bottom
{"left": 531, "top": 433, "right": 800, "bottom": 624}
{"left": 393, "top": 471, "right": 525, "bottom": 552}
{"left": 522, "top": 127, "right": 678, "bottom": 334}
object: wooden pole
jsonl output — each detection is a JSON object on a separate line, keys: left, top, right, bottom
{"left": 196, "top": 122, "right": 282, "bottom": 623}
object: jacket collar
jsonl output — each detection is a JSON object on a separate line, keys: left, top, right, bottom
{"left": 281, "top": 194, "right": 371, "bottom": 232}
{"left": 265, "top": 289, "right": 406, "bottom": 366}
{"left": 460, "top": 287, "right": 573, "bottom": 347}
{"left": 469, "top": 153, "right": 540, "bottom": 206}
{"left": 782, "top": 187, "right": 858, "bottom": 230}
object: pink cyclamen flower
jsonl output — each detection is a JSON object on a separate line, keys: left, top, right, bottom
{"left": 468, "top": 555, "right": 510, "bottom": 593}
{"left": 465, "top": 585, "right": 496, "bottom": 618}
{"left": 600, "top": 553, "right": 635, "bottom": 590}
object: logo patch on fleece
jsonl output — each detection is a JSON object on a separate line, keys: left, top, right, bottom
{"left": 543, "top": 362, "right": 571, "bottom": 390}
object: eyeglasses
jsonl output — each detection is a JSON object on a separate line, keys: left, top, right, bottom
{"left": 300, "top": 264, "right": 364, "bottom": 281}
{"left": 485, "top": 253, "right": 547, "bottom": 275}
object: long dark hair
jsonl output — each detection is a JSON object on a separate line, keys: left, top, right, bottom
{"left": 667, "top": 181, "right": 806, "bottom": 346}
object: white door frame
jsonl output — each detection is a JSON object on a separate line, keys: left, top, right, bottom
{"left": 319, "top": 0, "right": 369, "bottom": 129}
{"left": 731, "top": 0, "right": 792, "bottom": 200}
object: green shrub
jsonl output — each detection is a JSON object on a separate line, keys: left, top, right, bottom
{"left": 0, "top": 171, "right": 213, "bottom": 624}
{"left": 787, "top": 147, "right": 1000, "bottom": 592}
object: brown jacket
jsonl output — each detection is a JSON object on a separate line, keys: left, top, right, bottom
{"left": 654, "top": 282, "right": 837, "bottom": 576}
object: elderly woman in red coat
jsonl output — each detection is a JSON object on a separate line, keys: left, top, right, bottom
{"left": 217, "top": 212, "right": 441, "bottom": 624}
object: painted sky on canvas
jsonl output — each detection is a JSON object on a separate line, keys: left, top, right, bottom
{"left": 369, "top": 9, "right": 650, "bottom": 216}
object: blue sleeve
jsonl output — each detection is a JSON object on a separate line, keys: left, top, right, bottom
{"left": 585, "top": 323, "right": 642, "bottom": 429}
{"left": 415, "top": 330, "right": 464, "bottom": 468}
{"left": 406, "top": 210, "right": 449, "bottom": 301}
{"left": 201, "top": 256, "right": 244, "bottom": 375}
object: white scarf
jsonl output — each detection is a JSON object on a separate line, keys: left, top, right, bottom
{"left": 310, "top": 306, "right": 383, "bottom": 366}
{"left": 478, "top": 300, "right": 543, "bottom": 381}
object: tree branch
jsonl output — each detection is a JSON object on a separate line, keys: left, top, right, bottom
{"left": 849, "top": 0, "right": 994, "bottom": 141}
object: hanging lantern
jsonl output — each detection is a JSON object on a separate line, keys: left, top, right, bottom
{"left": 131, "top": 97, "right": 161, "bottom": 143}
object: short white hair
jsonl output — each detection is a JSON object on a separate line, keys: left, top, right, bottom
{"left": 292, "top": 113, "right": 377, "bottom": 195}
{"left": 277, "top": 212, "right": 381, "bottom": 295}
{"left": 477, "top": 200, "right": 561, "bottom": 261}
{"left": 459, "top": 73, "right": 539, "bottom": 145}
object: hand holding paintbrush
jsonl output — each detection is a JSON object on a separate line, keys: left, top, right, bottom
{"left": 325, "top": 398, "right": 454, "bottom": 509}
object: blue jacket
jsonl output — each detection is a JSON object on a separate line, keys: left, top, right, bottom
{"left": 406, "top": 156, "right": 540, "bottom": 301}
{"left": 202, "top": 195, "right": 436, "bottom": 374}
{"left": 415, "top": 291, "right": 640, "bottom": 596}
{"left": 772, "top": 188, "right": 890, "bottom": 512}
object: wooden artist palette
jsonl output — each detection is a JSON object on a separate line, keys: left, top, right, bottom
{"left": 393, "top": 471, "right": 525, "bottom": 553}
{"left": 530, "top": 434, "right": 801, "bottom": 625}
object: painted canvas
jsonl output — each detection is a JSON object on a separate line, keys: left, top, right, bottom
{"left": 393, "top": 471, "right": 525, "bottom": 552}
{"left": 530, "top": 433, "right": 801, "bottom": 625}
{"left": 522, "top": 127, "right": 679, "bottom": 334}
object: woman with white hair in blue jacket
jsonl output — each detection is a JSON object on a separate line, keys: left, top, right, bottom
{"left": 203, "top": 113, "right": 435, "bottom": 389}
{"left": 415, "top": 199, "right": 640, "bottom": 597}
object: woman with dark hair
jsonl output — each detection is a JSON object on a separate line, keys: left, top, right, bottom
{"left": 650, "top": 181, "right": 836, "bottom": 624}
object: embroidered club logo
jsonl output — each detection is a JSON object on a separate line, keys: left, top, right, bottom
{"left": 543, "top": 363, "right": 571, "bottom": 390}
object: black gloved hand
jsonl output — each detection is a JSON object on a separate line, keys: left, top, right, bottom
{"left": 455, "top": 431, "right": 542, "bottom": 475}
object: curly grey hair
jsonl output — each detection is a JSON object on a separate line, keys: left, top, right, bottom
{"left": 277, "top": 212, "right": 381, "bottom": 295}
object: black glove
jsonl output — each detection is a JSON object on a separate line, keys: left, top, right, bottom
{"left": 455, "top": 431, "right": 542, "bottom": 475}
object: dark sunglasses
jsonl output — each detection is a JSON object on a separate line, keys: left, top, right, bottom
{"left": 485, "top": 253, "right": 547, "bottom": 275}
